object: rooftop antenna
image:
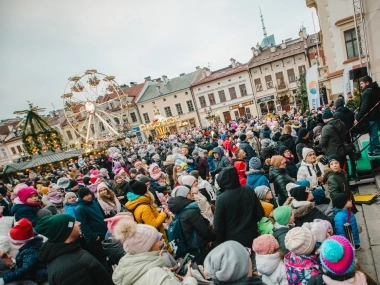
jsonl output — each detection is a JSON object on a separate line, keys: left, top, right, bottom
{"left": 259, "top": 7, "right": 267, "bottom": 38}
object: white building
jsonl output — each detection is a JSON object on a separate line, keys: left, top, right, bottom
{"left": 0, "top": 118, "right": 25, "bottom": 167}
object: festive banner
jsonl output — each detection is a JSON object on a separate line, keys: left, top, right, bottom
{"left": 306, "top": 65, "right": 320, "bottom": 109}
{"left": 343, "top": 63, "right": 354, "bottom": 102}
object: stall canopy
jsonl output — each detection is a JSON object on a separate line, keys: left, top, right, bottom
{"left": 3, "top": 149, "right": 84, "bottom": 173}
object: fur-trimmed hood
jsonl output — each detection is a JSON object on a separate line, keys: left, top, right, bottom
{"left": 293, "top": 201, "right": 315, "bottom": 218}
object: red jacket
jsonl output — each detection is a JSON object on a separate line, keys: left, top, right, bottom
{"left": 234, "top": 160, "right": 247, "bottom": 186}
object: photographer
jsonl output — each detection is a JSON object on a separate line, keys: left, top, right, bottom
{"left": 297, "top": 148, "right": 325, "bottom": 189}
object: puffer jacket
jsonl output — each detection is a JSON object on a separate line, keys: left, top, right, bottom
{"left": 246, "top": 169, "right": 270, "bottom": 190}
{"left": 197, "top": 157, "right": 209, "bottom": 179}
{"left": 214, "top": 166, "right": 264, "bottom": 247}
{"left": 256, "top": 252, "right": 287, "bottom": 285}
{"left": 319, "top": 118, "right": 347, "bottom": 158}
{"left": 269, "top": 167, "right": 293, "bottom": 206}
{"left": 334, "top": 208, "right": 360, "bottom": 245}
{"left": 273, "top": 225, "right": 291, "bottom": 254}
{"left": 293, "top": 201, "right": 334, "bottom": 227}
{"left": 113, "top": 251, "right": 197, "bottom": 285}
{"left": 334, "top": 106, "right": 355, "bottom": 131}
{"left": 102, "top": 238, "right": 125, "bottom": 266}
{"left": 297, "top": 160, "right": 325, "bottom": 189}
{"left": 212, "top": 147, "right": 231, "bottom": 171}
{"left": 168, "top": 196, "right": 215, "bottom": 251}
{"left": 284, "top": 252, "right": 320, "bottom": 285}
{"left": 39, "top": 241, "right": 113, "bottom": 285}
{"left": 356, "top": 81, "right": 380, "bottom": 122}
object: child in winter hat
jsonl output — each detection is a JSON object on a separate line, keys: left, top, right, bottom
{"left": 63, "top": 192, "right": 77, "bottom": 219}
{"left": 332, "top": 193, "right": 361, "bottom": 250}
{"left": 13, "top": 187, "right": 41, "bottom": 227}
{"left": 302, "top": 222, "right": 329, "bottom": 251}
{"left": 246, "top": 157, "right": 270, "bottom": 190}
{"left": 47, "top": 184, "right": 63, "bottom": 209}
{"left": 318, "top": 236, "right": 374, "bottom": 283}
{"left": 272, "top": 206, "right": 294, "bottom": 254}
{"left": 254, "top": 186, "right": 274, "bottom": 217}
{"left": 252, "top": 234, "right": 287, "bottom": 285}
{"left": 284, "top": 227, "right": 320, "bottom": 285}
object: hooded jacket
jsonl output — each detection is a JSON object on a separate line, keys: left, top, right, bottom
{"left": 256, "top": 253, "right": 288, "bottom": 285}
{"left": 273, "top": 225, "right": 290, "bottom": 254}
{"left": 284, "top": 252, "right": 320, "bottom": 285}
{"left": 334, "top": 208, "right": 360, "bottom": 245}
{"left": 11, "top": 203, "right": 40, "bottom": 227}
{"left": 214, "top": 166, "right": 264, "bottom": 247}
{"left": 112, "top": 251, "right": 197, "bottom": 285}
{"left": 295, "top": 138, "right": 314, "bottom": 162}
{"left": 246, "top": 169, "right": 270, "bottom": 190}
{"left": 356, "top": 81, "right": 380, "bottom": 122}
{"left": 168, "top": 196, "right": 215, "bottom": 251}
{"left": 39, "top": 241, "right": 113, "bottom": 285}
{"left": 297, "top": 160, "right": 325, "bottom": 189}
{"left": 319, "top": 118, "right": 347, "bottom": 158}
{"left": 212, "top": 147, "right": 231, "bottom": 171}
{"left": 334, "top": 106, "right": 355, "bottom": 131}
{"left": 75, "top": 198, "right": 107, "bottom": 243}
{"left": 268, "top": 167, "right": 293, "bottom": 206}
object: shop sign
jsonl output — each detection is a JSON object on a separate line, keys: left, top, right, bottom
{"left": 230, "top": 100, "right": 254, "bottom": 110}
{"left": 256, "top": 95, "right": 274, "bottom": 104}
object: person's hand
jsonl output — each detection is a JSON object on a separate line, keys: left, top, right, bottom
{"left": 95, "top": 236, "right": 100, "bottom": 241}
{"left": 184, "top": 262, "right": 192, "bottom": 278}
{"left": 354, "top": 119, "right": 359, "bottom": 125}
{"left": 117, "top": 196, "right": 124, "bottom": 200}
{"left": 207, "top": 241, "right": 213, "bottom": 248}
{"left": 1, "top": 254, "right": 14, "bottom": 267}
{"left": 317, "top": 175, "right": 324, "bottom": 182}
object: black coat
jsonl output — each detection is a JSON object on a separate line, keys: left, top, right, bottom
{"left": 39, "top": 241, "right": 113, "bottom": 285}
{"left": 214, "top": 166, "right": 264, "bottom": 248}
{"left": 279, "top": 134, "right": 298, "bottom": 163}
{"left": 319, "top": 118, "right": 347, "bottom": 158}
{"left": 334, "top": 106, "right": 355, "bottom": 131}
{"left": 102, "top": 238, "right": 125, "bottom": 266}
{"left": 168, "top": 196, "right": 215, "bottom": 250}
{"left": 268, "top": 167, "right": 293, "bottom": 206}
{"left": 356, "top": 81, "right": 380, "bottom": 122}
{"left": 273, "top": 227, "right": 290, "bottom": 254}
{"left": 293, "top": 202, "right": 334, "bottom": 227}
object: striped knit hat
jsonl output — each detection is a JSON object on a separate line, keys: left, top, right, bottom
{"left": 320, "top": 236, "right": 355, "bottom": 276}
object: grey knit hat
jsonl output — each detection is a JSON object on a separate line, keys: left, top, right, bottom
{"left": 254, "top": 186, "right": 270, "bottom": 200}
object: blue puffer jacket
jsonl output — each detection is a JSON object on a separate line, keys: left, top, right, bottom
{"left": 64, "top": 202, "right": 77, "bottom": 219}
{"left": 246, "top": 170, "right": 270, "bottom": 190}
{"left": 334, "top": 208, "right": 360, "bottom": 245}
{"left": 207, "top": 156, "right": 215, "bottom": 173}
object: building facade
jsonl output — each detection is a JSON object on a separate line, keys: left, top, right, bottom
{"left": 136, "top": 70, "right": 203, "bottom": 137}
{"left": 191, "top": 60, "right": 258, "bottom": 125}
{"left": 0, "top": 118, "right": 25, "bottom": 167}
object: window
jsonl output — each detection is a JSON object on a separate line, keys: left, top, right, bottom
{"left": 0, "top": 148, "right": 7, "bottom": 158}
{"left": 75, "top": 131, "right": 80, "bottom": 138}
{"left": 175, "top": 103, "right": 183, "bottom": 115}
{"left": 229, "top": 87, "right": 237, "bottom": 99}
{"left": 218, "top": 90, "right": 226, "bottom": 103}
{"left": 130, "top": 112, "right": 137, "bottom": 123}
{"left": 186, "top": 100, "right": 195, "bottom": 112}
{"left": 234, "top": 111, "right": 239, "bottom": 120}
{"left": 66, "top": 130, "right": 73, "bottom": 140}
{"left": 344, "top": 28, "right": 359, "bottom": 59}
{"left": 239, "top": 84, "right": 248, "bottom": 97}
{"left": 265, "top": 75, "right": 274, "bottom": 89}
{"left": 16, "top": 145, "right": 22, "bottom": 153}
{"left": 287, "top": 69, "right": 296, "bottom": 83}
{"left": 164, "top": 106, "right": 172, "bottom": 117}
{"left": 90, "top": 124, "right": 95, "bottom": 134}
{"left": 199, "top": 96, "right": 206, "bottom": 108}
{"left": 99, "top": 122, "right": 105, "bottom": 131}
{"left": 10, "top": 147, "right": 16, "bottom": 155}
{"left": 298, "top": 65, "right": 306, "bottom": 74}
{"left": 254, "top": 78, "right": 263, "bottom": 92}
{"left": 109, "top": 102, "right": 114, "bottom": 109}
{"left": 275, "top": 72, "right": 286, "bottom": 89}
{"left": 246, "top": 108, "right": 252, "bottom": 119}
{"left": 208, "top": 93, "right": 216, "bottom": 106}
{"left": 143, "top": 113, "right": 150, "bottom": 124}
{"left": 114, "top": 118, "right": 120, "bottom": 125}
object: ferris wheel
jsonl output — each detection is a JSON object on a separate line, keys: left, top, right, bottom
{"left": 62, "top": 69, "right": 131, "bottom": 144}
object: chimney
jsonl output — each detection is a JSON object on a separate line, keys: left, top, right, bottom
{"left": 230, "top": 58, "right": 236, "bottom": 68}
{"left": 144, "top": 76, "right": 151, "bottom": 82}
{"left": 156, "top": 86, "right": 161, "bottom": 95}
{"left": 302, "top": 27, "right": 307, "bottom": 40}
{"left": 162, "top": 75, "right": 169, "bottom": 84}
{"left": 270, "top": 44, "right": 276, "bottom": 53}
{"left": 179, "top": 73, "right": 185, "bottom": 76}
{"left": 195, "top": 66, "right": 200, "bottom": 70}
{"left": 281, "top": 40, "right": 287, "bottom": 49}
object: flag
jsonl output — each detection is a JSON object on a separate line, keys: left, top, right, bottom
{"left": 343, "top": 63, "right": 354, "bottom": 102}
{"left": 306, "top": 65, "right": 320, "bottom": 109}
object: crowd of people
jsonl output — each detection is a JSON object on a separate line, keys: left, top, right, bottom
{"left": 0, "top": 75, "right": 378, "bottom": 285}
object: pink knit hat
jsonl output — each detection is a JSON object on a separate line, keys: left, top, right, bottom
{"left": 104, "top": 214, "right": 134, "bottom": 236}
{"left": 97, "top": 182, "right": 109, "bottom": 192}
{"left": 17, "top": 187, "right": 38, "bottom": 204}
{"left": 252, "top": 234, "right": 279, "bottom": 255}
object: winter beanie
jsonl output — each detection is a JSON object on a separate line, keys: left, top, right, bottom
{"left": 104, "top": 214, "right": 134, "bottom": 236}
{"left": 17, "top": 187, "right": 38, "bottom": 204}
{"left": 64, "top": 192, "right": 77, "bottom": 203}
{"left": 181, "top": 175, "right": 196, "bottom": 188}
{"left": 239, "top": 134, "right": 247, "bottom": 141}
{"left": 138, "top": 175, "right": 150, "bottom": 184}
{"left": 334, "top": 98, "right": 344, "bottom": 109}
{"left": 285, "top": 227, "right": 316, "bottom": 255}
{"left": 295, "top": 180, "right": 311, "bottom": 188}
{"left": 171, "top": 186, "right": 191, "bottom": 198}
{"left": 190, "top": 170, "right": 199, "bottom": 179}
{"left": 9, "top": 218, "right": 34, "bottom": 244}
{"left": 332, "top": 193, "right": 349, "bottom": 209}
{"left": 254, "top": 186, "right": 270, "bottom": 201}
{"left": 249, "top": 157, "right": 262, "bottom": 170}
{"left": 97, "top": 182, "right": 109, "bottom": 192}
{"left": 303, "top": 222, "right": 328, "bottom": 246}
{"left": 78, "top": 187, "right": 92, "bottom": 199}
{"left": 36, "top": 208, "right": 53, "bottom": 219}
{"left": 278, "top": 145, "right": 289, "bottom": 156}
{"left": 290, "top": 186, "right": 310, "bottom": 202}
{"left": 273, "top": 206, "right": 292, "bottom": 226}
{"left": 129, "top": 180, "right": 147, "bottom": 196}
{"left": 41, "top": 187, "right": 49, "bottom": 195}
{"left": 298, "top": 128, "right": 309, "bottom": 139}
{"left": 69, "top": 179, "right": 78, "bottom": 189}
{"left": 252, "top": 234, "right": 279, "bottom": 255}
{"left": 313, "top": 188, "right": 330, "bottom": 204}
{"left": 35, "top": 214, "right": 75, "bottom": 243}
{"left": 204, "top": 240, "right": 250, "bottom": 282}
{"left": 322, "top": 109, "right": 334, "bottom": 120}
{"left": 57, "top": 177, "right": 70, "bottom": 189}
{"left": 320, "top": 236, "right": 355, "bottom": 276}
{"left": 113, "top": 219, "right": 158, "bottom": 254}
{"left": 302, "top": 148, "right": 314, "bottom": 160}
{"left": 328, "top": 154, "right": 340, "bottom": 166}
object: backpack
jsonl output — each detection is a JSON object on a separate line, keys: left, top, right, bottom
{"left": 167, "top": 202, "right": 199, "bottom": 257}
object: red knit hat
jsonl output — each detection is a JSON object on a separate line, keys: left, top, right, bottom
{"left": 17, "top": 187, "right": 38, "bottom": 205}
{"left": 9, "top": 218, "right": 34, "bottom": 244}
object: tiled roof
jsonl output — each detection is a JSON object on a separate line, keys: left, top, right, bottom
{"left": 137, "top": 71, "right": 198, "bottom": 103}
{"left": 248, "top": 40, "right": 305, "bottom": 68}
{"left": 191, "top": 65, "right": 248, "bottom": 86}
{"left": 0, "top": 119, "right": 23, "bottom": 136}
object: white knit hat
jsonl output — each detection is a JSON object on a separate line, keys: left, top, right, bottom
{"left": 181, "top": 175, "right": 196, "bottom": 187}
{"left": 113, "top": 219, "right": 158, "bottom": 254}
{"left": 285, "top": 227, "right": 316, "bottom": 255}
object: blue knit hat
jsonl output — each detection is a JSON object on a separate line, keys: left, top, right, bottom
{"left": 249, "top": 157, "right": 262, "bottom": 170}
{"left": 313, "top": 188, "right": 330, "bottom": 204}
{"left": 296, "top": 180, "right": 310, "bottom": 188}
{"left": 221, "top": 134, "right": 227, "bottom": 140}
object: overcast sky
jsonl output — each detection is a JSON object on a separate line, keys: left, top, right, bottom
{"left": 0, "top": 0, "right": 318, "bottom": 120}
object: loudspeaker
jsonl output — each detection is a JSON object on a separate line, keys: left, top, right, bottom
{"left": 349, "top": 67, "right": 368, "bottom": 80}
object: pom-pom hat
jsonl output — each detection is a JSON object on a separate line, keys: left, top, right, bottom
{"left": 252, "top": 234, "right": 279, "bottom": 255}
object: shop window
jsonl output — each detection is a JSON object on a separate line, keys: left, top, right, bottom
{"left": 260, "top": 103, "right": 268, "bottom": 115}
{"left": 267, "top": 101, "right": 275, "bottom": 112}
{"left": 344, "top": 28, "right": 359, "bottom": 59}
{"left": 234, "top": 110, "right": 239, "bottom": 120}
{"left": 229, "top": 87, "right": 237, "bottom": 99}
